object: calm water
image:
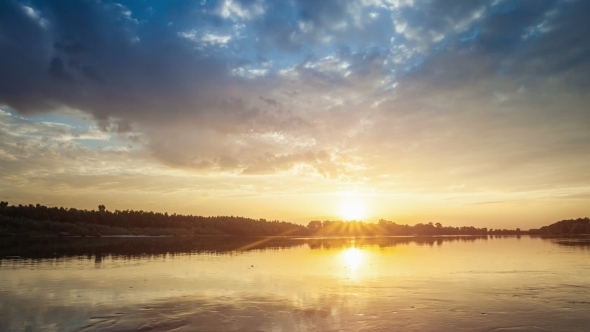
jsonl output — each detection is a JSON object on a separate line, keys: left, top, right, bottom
{"left": 1, "top": 236, "right": 589, "bottom": 332}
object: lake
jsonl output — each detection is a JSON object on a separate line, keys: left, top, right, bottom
{"left": 1, "top": 235, "right": 589, "bottom": 331}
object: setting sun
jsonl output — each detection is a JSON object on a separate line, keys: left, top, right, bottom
{"left": 2, "top": 0, "right": 590, "bottom": 330}
{"left": 339, "top": 201, "right": 367, "bottom": 220}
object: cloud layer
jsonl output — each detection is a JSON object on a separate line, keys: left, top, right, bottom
{"left": 1, "top": 0, "right": 590, "bottom": 226}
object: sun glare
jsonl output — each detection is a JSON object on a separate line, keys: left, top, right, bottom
{"left": 339, "top": 201, "right": 366, "bottom": 220}
{"left": 342, "top": 247, "right": 364, "bottom": 271}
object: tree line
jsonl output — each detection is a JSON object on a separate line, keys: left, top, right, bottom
{"left": 529, "top": 218, "right": 590, "bottom": 235}
{"left": 306, "top": 219, "right": 492, "bottom": 236}
{"left": 0, "top": 202, "right": 308, "bottom": 236}
{"left": 2, "top": 201, "right": 584, "bottom": 237}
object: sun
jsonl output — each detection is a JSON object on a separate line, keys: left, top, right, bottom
{"left": 339, "top": 200, "right": 366, "bottom": 220}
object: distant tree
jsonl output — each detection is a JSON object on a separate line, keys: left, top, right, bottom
{"left": 307, "top": 220, "right": 322, "bottom": 233}
{"left": 98, "top": 205, "right": 106, "bottom": 212}
{"left": 537, "top": 218, "right": 590, "bottom": 235}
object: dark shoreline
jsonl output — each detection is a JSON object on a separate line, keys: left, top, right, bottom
{"left": 2, "top": 202, "right": 589, "bottom": 238}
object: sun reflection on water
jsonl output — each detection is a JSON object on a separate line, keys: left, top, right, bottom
{"left": 341, "top": 247, "right": 365, "bottom": 280}
{"left": 342, "top": 247, "right": 363, "bottom": 269}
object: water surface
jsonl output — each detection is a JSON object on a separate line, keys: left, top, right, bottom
{"left": 1, "top": 236, "right": 589, "bottom": 331}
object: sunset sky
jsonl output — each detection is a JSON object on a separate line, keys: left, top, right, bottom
{"left": 1, "top": 0, "right": 589, "bottom": 229}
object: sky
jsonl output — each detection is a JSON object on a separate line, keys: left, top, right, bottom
{"left": 1, "top": 0, "right": 589, "bottom": 229}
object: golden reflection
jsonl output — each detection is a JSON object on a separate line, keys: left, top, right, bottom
{"left": 341, "top": 247, "right": 364, "bottom": 272}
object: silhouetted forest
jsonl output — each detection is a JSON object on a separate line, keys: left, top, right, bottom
{"left": 529, "top": 218, "right": 590, "bottom": 235}
{"left": 0, "top": 201, "right": 576, "bottom": 237}
{"left": 0, "top": 202, "right": 308, "bottom": 237}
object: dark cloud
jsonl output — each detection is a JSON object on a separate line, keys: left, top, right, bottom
{"left": 1, "top": 0, "right": 590, "bottom": 183}
{"left": 54, "top": 39, "right": 86, "bottom": 54}
{"left": 48, "top": 57, "right": 74, "bottom": 83}
{"left": 0, "top": 0, "right": 234, "bottom": 123}
{"left": 259, "top": 96, "right": 279, "bottom": 107}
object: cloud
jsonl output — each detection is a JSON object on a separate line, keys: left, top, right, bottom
{"left": 179, "top": 30, "right": 233, "bottom": 47}
{"left": 218, "top": 0, "right": 266, "bottom": 21}
{"left": 0, "top": 0, "right": 589, "bottom": 199}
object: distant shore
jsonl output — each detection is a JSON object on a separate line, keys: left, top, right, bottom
{"left": 1, "top": 201, "right": 588, "bottom": 237}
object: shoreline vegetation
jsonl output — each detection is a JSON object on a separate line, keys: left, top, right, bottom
{"left": 0, "top": 202, "right": 589, "bottom": 237}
